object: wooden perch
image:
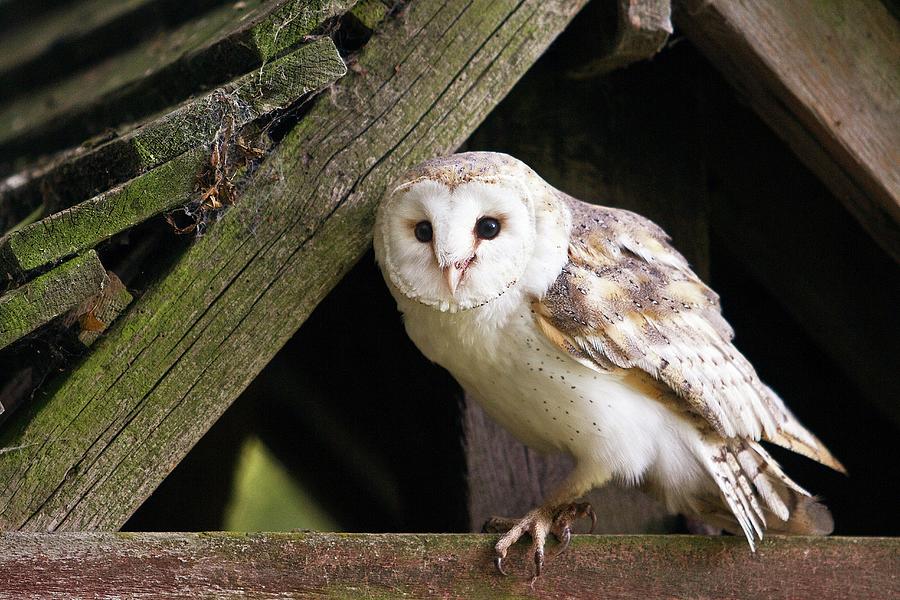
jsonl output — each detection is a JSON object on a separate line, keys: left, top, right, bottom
{"left": 0, "top": 36, "right": 347, "bottom": 234}
{"left": 0, "top": 0, "right": 590, "bottom": 532}
{"left": 0, "top": 533, "right": 895, "bottom": 599}
{"left": 675, "top": 0, "right": 900, "bottom": 261}
{"left": 0, "top": 251, "right": 107, "bottom": 350}
{"left": 0, "top": 0, "right": 355, "bottom": 166}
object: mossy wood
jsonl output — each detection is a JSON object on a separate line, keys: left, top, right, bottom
{"left": 0, "top": 39, "right": 346, "bottom": 272}
{"left": 0, "top": 251, "right": 107, "bottom": 351}
{"left": 73, "top": 272, "right": 133, "bottom": 348}
{"left": 0, "top": 36, "right": 346, "bottom": 235}
{"left": 0, "top": 0, "right": 355, "bottom": 168}
{"left": 675, "top": 0, "right": 900, "bottom": 262}
{"left": 0, "top": 0, "right": 589, "bottom": 531}
{"left": 0, "top": 533, "right": 896, "bottom": 599}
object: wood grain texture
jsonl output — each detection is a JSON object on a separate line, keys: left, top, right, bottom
{"left": 0, "top": 251, "right": 107, "bottom": 350}
{"left": 0, "top": 0, "right": 589, "bottom": 532}
{"left": 675, "top": 0, "right": 900, "bottom": 261}
{"left": 0, "top": 532, "right": 895, "bottom": 599}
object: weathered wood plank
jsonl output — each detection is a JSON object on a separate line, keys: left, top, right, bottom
{"left": 0, "top": 0, "right": 589, "bottom": 531}
{"left": 0, "top": 149, "right": 207, "bottom": 277}
{"left": 0, "top": 37, "right": 347, "bottom": 268}
{"left": 0, "top": 533, "right": 895, "bottom": 599}
{"left": 0, "top": 251, "right": 107, "bottom": 350}
{"left": 0, "top": 0, "right": 355, "bottom": 169}
{"left": 0, "top": 0, "right": 225, "bottom": 103}
{"left": 675, "top": 0, "right": 900, "bottom": 261}
{"left": 0, "top": 36, "right": 346, "bottom": 233}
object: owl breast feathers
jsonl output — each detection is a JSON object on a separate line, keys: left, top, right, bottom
{"left": 374, "top": 151, "right": 842, "bottom": 554}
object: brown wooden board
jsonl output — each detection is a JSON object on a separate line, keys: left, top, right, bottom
{"left": 675, "top": 0, "right": 900, "bottom": 261}
{"left": 0, "top": 532, "right": 896, "bottom": 599}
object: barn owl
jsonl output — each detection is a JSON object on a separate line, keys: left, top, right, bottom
{"left": 373, "top": 152, "right": 843, "bottom": 577}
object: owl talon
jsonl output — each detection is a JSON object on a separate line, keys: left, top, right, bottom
{"left": 554, "top": 526, "right": 572, "bottom": 556}
{"left": 494, "top": 554, "right": 508, "bottom": 576}
{"left": 532, "top": 544, "right": 544, "bottom": 578}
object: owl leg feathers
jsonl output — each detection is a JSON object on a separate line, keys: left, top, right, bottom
{"left": 492, "top": 466, "right": 601, "bottom": 579}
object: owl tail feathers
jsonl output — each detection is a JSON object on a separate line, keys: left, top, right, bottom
{"left": 695, "top": 440, "right": 834, "bottom": 550}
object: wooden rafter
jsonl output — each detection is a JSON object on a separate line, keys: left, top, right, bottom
{"left": 676, "top": 0, "right": 900, "bottom": 261}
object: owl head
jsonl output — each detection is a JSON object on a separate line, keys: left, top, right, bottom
{"left": 374, "top": 152, "right": 571, "bottom": 312}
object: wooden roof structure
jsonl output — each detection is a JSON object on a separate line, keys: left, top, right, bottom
{"left": 0, "top": 0, "right": 897, "bottom": 596}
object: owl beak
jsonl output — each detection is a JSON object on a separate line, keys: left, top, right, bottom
{"left": 442, "top": 257, "right": 473, "bottom": 296}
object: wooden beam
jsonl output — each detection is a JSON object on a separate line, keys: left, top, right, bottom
{"left": 0, "top": 0, "right": 223, "bottom": 104}
{"left": 0, "top": 149, "right": 208, "bottom": 276}
{"left": 0, "top": 533, "right": 895, "bottom": 598}
{"left": 0, "top": 38, "right": 346, "bottom": 270}
{"left": 0, "top": 0, "right": 356, "bottom": 168}
{"left": 0, "top": 0, "right": 589, "bottom": 532}
{"left": 0, "top": 36, "right": 346, "bottom": 234}
{"left": 675, "top": 0, "right": 900, "bottom": 261}
{"left": 0, "top": 251, "right": 107, "bottom": 350}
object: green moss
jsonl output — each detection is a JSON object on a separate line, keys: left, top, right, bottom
{"left": 0, "top": 251, "right": 107, "bottom": 349}
{"left": 349, "top": 0, "right": 389, "bottom": 31}
{"left": 250, "top": 0, "right": 357, "bottom": 62}
{"left": 0, "top": 149, "right": 208, "bottom": 276}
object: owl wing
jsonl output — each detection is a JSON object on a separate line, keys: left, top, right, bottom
{"left": 535, "top": 195, "right": 844, "bottom": 473}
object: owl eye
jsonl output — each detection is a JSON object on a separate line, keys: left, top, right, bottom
{"left": 414, "top": 220, "right": 433, "bottom": 243}
{"left": 475, "top": 216, "right": 501, "bottom": 240}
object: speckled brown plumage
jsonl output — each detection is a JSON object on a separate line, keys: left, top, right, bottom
{"left": 537, "top": 193, "right": 845, "bottom": 473}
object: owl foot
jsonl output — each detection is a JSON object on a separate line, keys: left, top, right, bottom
{"left": 491, "top": 502, "right": 595, "bottom": 579}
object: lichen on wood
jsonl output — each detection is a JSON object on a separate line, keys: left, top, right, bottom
{"left": 0, "top": 149, "right": 207, "bottom": 277}
{"left": 0, "top": 0, "right": 589, "bottom": 532}
{"left": 0, "top": 251, "right": 108, "bottom": 350}
{"left": 0, "top": 36, "right": 347, "bottom": 235}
